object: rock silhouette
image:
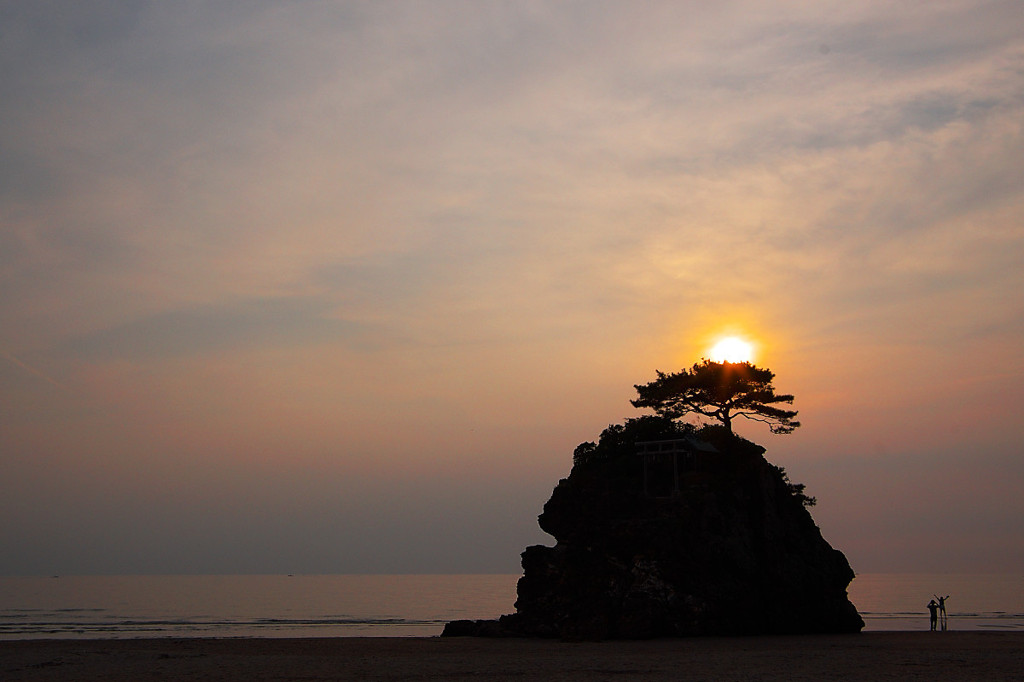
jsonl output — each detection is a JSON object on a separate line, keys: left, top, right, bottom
{"left": 444, "top": 417, "right": 863, "bottom": 638}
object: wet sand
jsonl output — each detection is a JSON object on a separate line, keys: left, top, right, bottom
{"left": 2, "top": 631, "right": 1022, "bottom": 681}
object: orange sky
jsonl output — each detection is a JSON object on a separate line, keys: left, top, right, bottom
{"left": 2, "top": 1, "right": 1023, "bottom": 574}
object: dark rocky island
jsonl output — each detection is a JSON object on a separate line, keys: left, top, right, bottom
{"left": 445, "top": 416, "right": 864, "bottom": 639}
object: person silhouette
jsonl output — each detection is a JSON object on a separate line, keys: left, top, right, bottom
{"left": 935, "top": 595, "right": 949, "bottom": 630}
{"left": 927, "top": 599, "right": 939, "bottom": 631}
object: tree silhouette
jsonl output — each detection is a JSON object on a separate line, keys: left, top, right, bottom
{"left": 632, "top": 360, "right": 800, "bottom": 435}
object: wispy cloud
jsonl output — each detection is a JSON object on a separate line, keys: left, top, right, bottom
{"left": 2, "top": 0, "right": 1023, "bottom": 573}
{"left": 0, "top": 346, "right": 73, "bottom": 392}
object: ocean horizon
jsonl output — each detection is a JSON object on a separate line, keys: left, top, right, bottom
{"left": 1, "top": 573, "right": 1021, "bottom": 639}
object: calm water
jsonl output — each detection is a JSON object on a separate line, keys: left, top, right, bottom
{"left": 849, "top": 573, "right": 1023, "bottom": 632}
{"left": 0, "top": 573, "right": 1020, "bottom": 639}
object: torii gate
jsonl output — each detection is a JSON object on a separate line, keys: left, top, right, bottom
{"left": 635, "top": 437, "right": 718, "bottom": 496}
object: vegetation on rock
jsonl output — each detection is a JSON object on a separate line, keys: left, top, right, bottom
{"left": 632, "top": 360, "right": 801, "bottom": 435}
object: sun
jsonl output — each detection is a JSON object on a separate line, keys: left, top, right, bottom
{"left": 709, "top": 336, "right": 754, "bottom": 363}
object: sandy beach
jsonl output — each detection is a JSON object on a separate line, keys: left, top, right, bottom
{"left": 2, "top": 632, "right": 1022, "bottom": 681}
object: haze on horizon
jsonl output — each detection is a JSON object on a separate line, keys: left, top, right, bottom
{"left": 2, "top": 1, "right": 1022, "bottom": 576}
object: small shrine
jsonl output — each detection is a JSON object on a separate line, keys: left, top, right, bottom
{"left": 635, "top": 437, "right": 718, "bottom": 496}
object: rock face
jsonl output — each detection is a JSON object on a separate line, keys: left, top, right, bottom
{"left": 444, "top": 417, "right": 864, "bottom": 639}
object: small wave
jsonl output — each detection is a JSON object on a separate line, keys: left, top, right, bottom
{"left": 1, "top": 609, "right": 48, "bottom": 614}
{"left": 0, "top": 615, "right": 447, "bottom": 638}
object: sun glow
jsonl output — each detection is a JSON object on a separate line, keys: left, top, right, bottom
{"left": 709, "top": 336, "right": 754, "bottom": 363}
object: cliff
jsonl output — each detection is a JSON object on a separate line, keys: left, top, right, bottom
{"left": 444, "top": 417, "right": 864, "bottom": 639}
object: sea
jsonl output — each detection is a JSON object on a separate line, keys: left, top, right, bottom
{"left": 0, "top": 573, "right": 1020, "bottom": 639}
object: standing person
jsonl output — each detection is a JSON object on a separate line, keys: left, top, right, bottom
{"left": 927, "top": 599, "right": 939, "bottom": 631}
{"left": 935, "top": 595, "right": 950, "bottom": 630}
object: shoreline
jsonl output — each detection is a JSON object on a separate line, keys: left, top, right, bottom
{"left": 3, "top": 632, "right": 1023, "bottom": 681}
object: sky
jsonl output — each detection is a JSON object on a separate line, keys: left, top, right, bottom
{"left": 2, "top": 1, "right": 1022, "bottom": 576}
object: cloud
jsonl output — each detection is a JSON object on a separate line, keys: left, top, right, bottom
{"left": 58, "top": 296, "right": 375, "bottom": 361}
{"left": 2, "top": 1, "right": 1023, "bottom": 574}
